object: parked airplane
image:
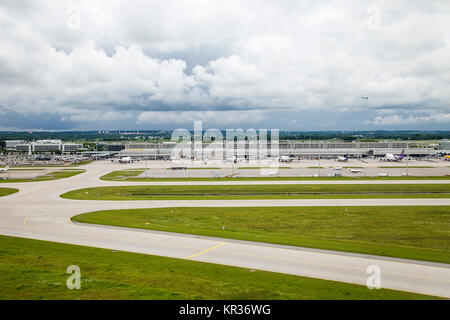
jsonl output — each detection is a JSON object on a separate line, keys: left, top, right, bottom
{"left": 279, "top": 156, "right": 292, "bottom": 162}
{"left": 119, "top": 157, "right": 134, "bottom": 163}
{"left": 226, "top": 156, "right": 246, "bottom": 163}
{"left": 0, "top": 166, "right": 9, "bottom": 172}
{"left": 226, "top": 156, "right": 236, "bottom": 163}
{"left": 225, "top": 173, "right": 240, "bottom": 178}
{"left": 349, "top": 168, "right": 363, "bottom": 173}
{"left": 380, "top": 150, "right": 405, "bottom": 162}
{"left": 211, "top": 171, "right": 221, "bottom": 178}
{"left": 335, "top": 155, "right": 349, "bottom": 162}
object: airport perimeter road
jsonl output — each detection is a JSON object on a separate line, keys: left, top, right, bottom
{"left": 4, "top": 161, "right": 450, "bottom": 187}
{"left": 0, "top": 162, "right": 449, "bottom": 298}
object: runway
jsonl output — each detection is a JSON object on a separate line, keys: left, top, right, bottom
{"left": 0, "top": 161, "right": 449, "bottom": 298}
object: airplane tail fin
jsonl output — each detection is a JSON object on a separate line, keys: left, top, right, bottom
{"left": 401, "top": 150, "right": 405, "bottom": 155}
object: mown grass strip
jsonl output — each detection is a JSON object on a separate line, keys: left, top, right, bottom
{"left": 0, "top": 235, "right": 438, "bottom": 300}
{"left": 0, "top": 170, "right": 85, "bottom": 183}
{"left": 61, "top": 184, "right": 450, "bottom": 201}
{"left": 100, "top": 171, "right": 450, "bottom": 182}
{"left": 0, "top": 188, "right": 19, "bottom": 197}
{"left": 238, "top": 167, "right": 292, "bottom": 170}
{"left": 378, "top": 166, "right": 435, "bottom": 169}
{"left": 72, "top": 206, "right": 450, "bottom": 264}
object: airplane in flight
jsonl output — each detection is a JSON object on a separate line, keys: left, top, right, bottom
{"left": 380, "top": 150, "right": 405, "bottom": 162}
{"left": 0, "top": 166, "right": 9, "bottom": 172}
{"left": 335, "top": 155, "right": 349, "bottom": 162}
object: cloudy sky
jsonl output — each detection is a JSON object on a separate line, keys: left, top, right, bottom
{"left": 1, "top": 0, "right": 450, "bottom": 131}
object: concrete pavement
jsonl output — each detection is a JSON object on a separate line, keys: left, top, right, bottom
{"left": 0, "top": 161, "right": 449, "bottom": 298}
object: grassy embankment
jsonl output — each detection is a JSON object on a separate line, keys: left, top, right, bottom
{"left": 0, "top": 188, "right": 19, "bottom": 197}
{"left": 0, "top": 235, "right": 437, "bottom": 300}
{"left": 100, "top": 170, "right": 450, "bottom": 182}
{"left": 61, "top": 184, "right": 450, "bottom": 200}
{"left": 378, "top": 166, "right": 435, "bottom": 169}
{"left": 237, "top": 167, "right": 292, "bottom": 169}
{"left": 72, "top": 206, "right": 450, "bottom": 264}
{"left": 0, "top": 160, "right": 92, "bottom": 168}
{"left": 166, "top": 167, "right": 222, "bottom": 170}
{"left": 0, "top": 170, "right": 85, "bottom": 183}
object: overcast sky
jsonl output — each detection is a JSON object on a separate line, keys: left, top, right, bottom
{"left": 1, "top": 0, "right": 450, "bottom": 131}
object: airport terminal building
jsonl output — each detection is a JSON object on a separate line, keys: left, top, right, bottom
{"left": 4, "top": 139, "right": 443, "bottom": 159}
{"left": 117, "top": 141, "right": 436, "bottom": 160}
{"left": 6, "top": 140, "right": 83, "bottom": 153}
{"left": 439, "top": 141, "right": 450, "bottom": 153}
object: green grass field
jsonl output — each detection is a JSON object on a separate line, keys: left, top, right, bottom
{"left": 0, "top": 170, "right": 85, "bottom": 183}
{"left": 100, "top": 170, "right": 450, "bottom": 182}
{"left": 0, "top": 236, "right": 436, "bottom": 300}
{"left": 166, "top": 167, "right": 222, "bottom": 170}
{"left": 238, "top": 167, "right": 292, "bottom": 169}
{"left": 378, "top": 166, "right": 435, "bottom": 169}
{"left": 8, "top": 169, "right": 45, "bottom": 171}
{"left": 72, "top": 206, "right": 450, "bottom": 264}
{"left": 101, "top": 170, "right": 144, "bottom": 180}
{"left": 61, "top": 183, "right": 450, "bottom": 200}
{"left": 0, "top": 188, "right": 19, "bottom": 197}
{"left": 0, "top": 161, "right": 91, "bottom": 168}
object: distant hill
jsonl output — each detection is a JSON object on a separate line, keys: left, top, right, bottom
{"left": 0, "top": 130, "right": 449, "bottom": 143}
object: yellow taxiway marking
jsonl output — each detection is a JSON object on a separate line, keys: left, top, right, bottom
{"left": 186, "top": 242, "right": 227, "bottom": 260}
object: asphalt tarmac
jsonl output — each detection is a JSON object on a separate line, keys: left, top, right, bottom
{"left": 0, "top": 161, "right": 449, "bottom": 298}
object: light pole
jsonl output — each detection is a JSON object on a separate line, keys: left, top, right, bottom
{"left": 145, "top": 154, "right": 148, "bottom": 179}
{"left": 318, "top": 153, "right": 321, "bottom": 177}
{"left": 406, "top": 138, "right": 409, "bottom": 176}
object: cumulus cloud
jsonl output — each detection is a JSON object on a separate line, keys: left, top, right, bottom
{"left": 368, "top": 113, "right": 450, "bottom": 126}
{"left": 136, "top": 110, "right": 267, "bottom": 126}
{"left": 62, "top": 110, "right": 133, "bottom": 122}
{"left": 0, "top": 0, "right": 450, "bottom": 129}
